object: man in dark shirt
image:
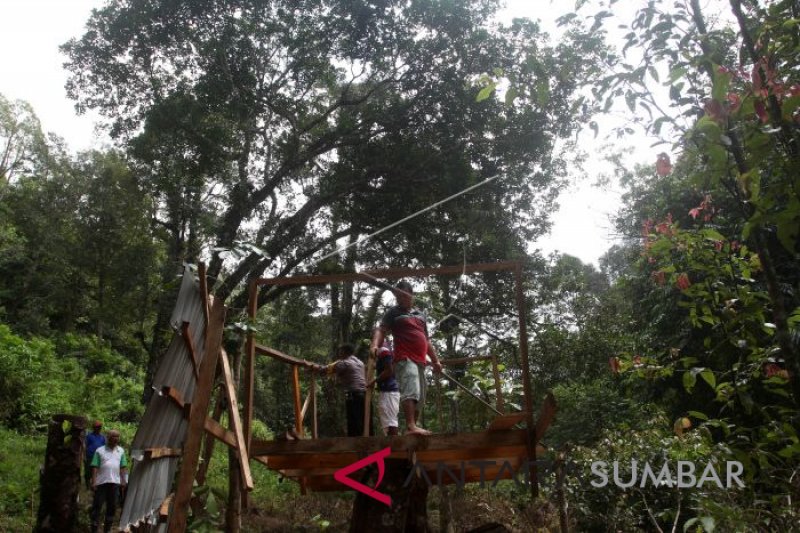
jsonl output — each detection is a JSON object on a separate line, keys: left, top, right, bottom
{"left": 314, "top": 344, "right": 368, "bottom": 436}
{"left": 367, "top": 341, "right": 400, "bottom": 435}
{"left": 85, "top": 420, "right": 105, "bottom": 489}
{"left": 371, "top": 280, "right": 442, "bottom": 435}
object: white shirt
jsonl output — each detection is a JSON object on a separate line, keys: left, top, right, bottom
{"left": 92, "top": 445, "right": 127, "bottom": 485}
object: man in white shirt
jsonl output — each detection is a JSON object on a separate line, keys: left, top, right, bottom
{"left": 90, "top": 429, "right": 128, "bottom": 533}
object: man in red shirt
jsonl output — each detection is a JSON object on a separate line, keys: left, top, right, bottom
{"left": 371, "top": 281, "right": 442, "bottom": 435}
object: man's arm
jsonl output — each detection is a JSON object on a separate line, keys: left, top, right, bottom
{"left": 90, "top": 451, "right": 100, "bottom": 489}
{"left": 120, "top": 451, "right": 128, "bottom": 487}
{"left": 370, "top": 327, "right": 386, "bottom": 358}
{"left": 427, "top": 340, "right": 443, "bottom": 373}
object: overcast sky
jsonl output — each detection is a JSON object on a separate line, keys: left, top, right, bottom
{"left": 0, "top": 0, "right": 652, "bottom": 267}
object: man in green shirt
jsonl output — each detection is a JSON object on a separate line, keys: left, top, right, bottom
{"left": 90, "top": 429, "right": 128, "bottom": 533}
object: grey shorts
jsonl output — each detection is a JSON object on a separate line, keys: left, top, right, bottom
{"left": 396, "top": 359, "right": 426, "bottom": 404}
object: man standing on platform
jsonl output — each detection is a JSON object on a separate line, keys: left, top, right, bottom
{"left": 90, "top": 429, "right": 127, "bottom": 533}
{"left": 315, "top": 343, "right": 368, "bottom": 436}
{"left": 371, "top": 280, "right": 442, "bottom": 435}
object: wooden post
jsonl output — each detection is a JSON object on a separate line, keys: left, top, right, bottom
{"left": 514, "top": 263, "right": 538, "bottom": 499}
{"left": 491, "top": 354, "right": 504, "bottom": 413}
{"left": 310, "top": 369, "right": 318, "bottom": 439}
{"left": 363, "top": 353, "right": 376, "bottom": 436}
{"left": 220, "top": 348, "right": 254, "bottom": 490}
{"left": 168, "top": 299, "right": 227, "bottom": 533}
{"left": 195, "top": 385, "right": 225, "bottom": 485}
{"left": 243, "top": 280, "right": 258, "bottom": 451}
{"left": 292, "top": 365, "right": 304, "bottom": 437}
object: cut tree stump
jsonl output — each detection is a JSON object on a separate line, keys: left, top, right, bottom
{"left": 35, "top": 414, "right": 86, "bottom": 533}
{"left": 349, "top": 458, "right": 429, "bottom": 533}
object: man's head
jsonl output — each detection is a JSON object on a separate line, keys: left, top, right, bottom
{"left": 394, "top": 280, "right": 414, "bottom": 310}
{"left": 106, "top": 430, "right": 120, "bottom": 448}
{"left": 92, "top": 420, "right": 103, "bottom": 433}
{"left": 337, "top": 343, "right": 355, "bottom": 359}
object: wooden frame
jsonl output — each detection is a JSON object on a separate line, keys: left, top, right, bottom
{"left": 243, "top": 260, "right": 540, "bottom": 499}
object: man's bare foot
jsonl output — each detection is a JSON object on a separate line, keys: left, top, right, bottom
{"left": 405, "top": 426, "right": 432, "bottom": 436}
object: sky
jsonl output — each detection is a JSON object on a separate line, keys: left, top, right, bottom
{"left": 0, "top": 0, "right": 655, "bottom": 267}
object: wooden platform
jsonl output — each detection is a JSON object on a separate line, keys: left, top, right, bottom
{"left": 251, "top": 413, "right": 548, "bottom": 492}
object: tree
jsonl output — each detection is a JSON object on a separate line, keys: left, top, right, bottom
{"left": 62, "top": 1, "right": 607, "bottom": 383}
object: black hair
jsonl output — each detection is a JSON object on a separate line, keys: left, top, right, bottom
{"left": 395, "top": 280, "right": 413, "bottom": 293}
{"left": 338, "top": 343, "right": 355, "bottom": 356}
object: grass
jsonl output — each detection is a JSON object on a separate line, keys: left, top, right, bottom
{"left": 0, "top": 426, "right": 44, "bottom": 532}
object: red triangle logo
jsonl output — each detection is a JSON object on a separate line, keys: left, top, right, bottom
{"left": 334, "top": 447, "right": 392, "bottom": 506}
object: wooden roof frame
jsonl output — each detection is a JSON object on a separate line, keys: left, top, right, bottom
{"left": 242, "top": 259, "right": 539, "bottom": 497}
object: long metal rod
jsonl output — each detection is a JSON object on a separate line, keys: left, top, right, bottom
{"left": 439, "top": 370, "right": 503, "bottom": 416}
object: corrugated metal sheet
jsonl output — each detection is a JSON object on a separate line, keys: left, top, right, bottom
{"left": 120, "top": 268, "right": 207, "bottom": 532}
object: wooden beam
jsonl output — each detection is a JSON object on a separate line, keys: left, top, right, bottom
{"left": 256, "top": 261, "right": 520, "bottom": 287}
{"left": 197, "top": 263, "right": 210, "bottom": 329}
{"left": 251, "top": 428, "right": 533, "bottom": 457}
{"left": 143, "top": 447, "right": 183, "bottom": 460}
{"left": 159, "top": 493, "right": 174, "bottom": 522}
{"left": 220, "top": 348, "right": 254, "bottom": 491}
{"left": 255, "top": 344, "right": 317, "bottom": 369}
{"left": 310, "top": 369, "right": 318, "bottom": 439}
{"left": 168, "top": 299, "right": 226, "bottom": 533}
{"left": 488, "top": 412, "right": 528, "bottom": 432}
{"left": 196, "top": 386, "right": 225, "bottom": 486}
{"left": 204, "top": 417, "right": 238, "bottom": 448}
{"left": 161, "top": 386, "right": 191, "bottom": 419}
{"left": 491, "top": 355, "right": 504, "bottom": 413}
{"left": 243, "top": 279, "right": 258, "bottom": 453}
{"left": 534, "top": 392, "right": 557, "bottom": 439}
{"left": 291, "top": 365, "right": 304, "bottom": 437}
{"left": 181, "top": 322, "right": 201, "bottom": 379}
{"left": 363, "top": 352, "right": 375, "bottom": 436}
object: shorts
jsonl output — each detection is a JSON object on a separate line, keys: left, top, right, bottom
{"left": 377, "top": 391, "right": 400, "bottom": 433}
{"left": 396, "top": 359, "right": 426, "bottom": 404}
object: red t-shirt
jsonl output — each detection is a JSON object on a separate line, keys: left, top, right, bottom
{"left": 380, "top": 306, "right": 429, "bottom": 365}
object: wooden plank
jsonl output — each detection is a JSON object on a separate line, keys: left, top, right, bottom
{"left": 181, "top": 322, "right": 201, "bottom": 379}
{"left": 204, "top": 417, "right": 237, "bottom": 448}
{"left": 534, "top": 392, "right": 557, "bottom": 439}
{"left": 255, "top": 344, "right": 317, "bottom": 369}
{"left": 301, "top": 390, "right": 312, "bottom": 420}
{"left": 196, "top": 386, "right": 225, "bottom": 486}
{"left": 363, "top": 352, "right": 375, "bottom": 436}
{"left": 251, "top": 428, "right": 530, "bottom": 456}
{"left": 244, "top": 279, "right": 258, "bottom": 453}
{"left": 161, "top": 386, "right": 192, "bottom": 419}
{"left": 197, "top": 263, "right": 210, "bottom": 328}
{"left": 159, "top": 493, "right": 174, "bottom": 522}
{"left": 310, "top": 370, "right": 318, "bottom": 439}
{"left": 488, "top": 412, "right": 528, "bottom": 431}
{"left": 256, "top": 261, "right": 520, "bottom": 287}
{"left": 291, "top": 366, "right": 304, "bottom": 438}
{"left": 441, "top": 355, "right": 493, "bottom": 366}
{"left": 220, "top": 347, "right": 254, "bottom": 491}
{"left": 491, "top": 355, "right": 504, "bottom": 413}
{"left": 168, "top": 299, "right": 226, "bottom": 533}
{"left": 144, "top": 447, "right": 182, "bottom": 459}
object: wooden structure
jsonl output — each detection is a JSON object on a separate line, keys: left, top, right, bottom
{"left": 241, "top": 261, "right": 549, "bottom": 495}
{"left": 161, "top": 260, "right": 555, "bottom": 531}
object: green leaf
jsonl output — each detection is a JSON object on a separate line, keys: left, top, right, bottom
{"left": 683, "top": 371, "right": 696, "bottom": 392}
{"left": 476, "top": 83, "right": 496, "bottom": 102}
{"left": 699, "top": 369, "right": 716, "bottom": 389}
{"left": 688, "top": 410, "right": 708, "bottom": 420}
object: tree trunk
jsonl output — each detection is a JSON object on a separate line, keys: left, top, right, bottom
{"left": 349, "top": 458, "right": 429, "bottom": 533}
{"left": 35, "top": 414, "right": 86, "bottom": 533}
